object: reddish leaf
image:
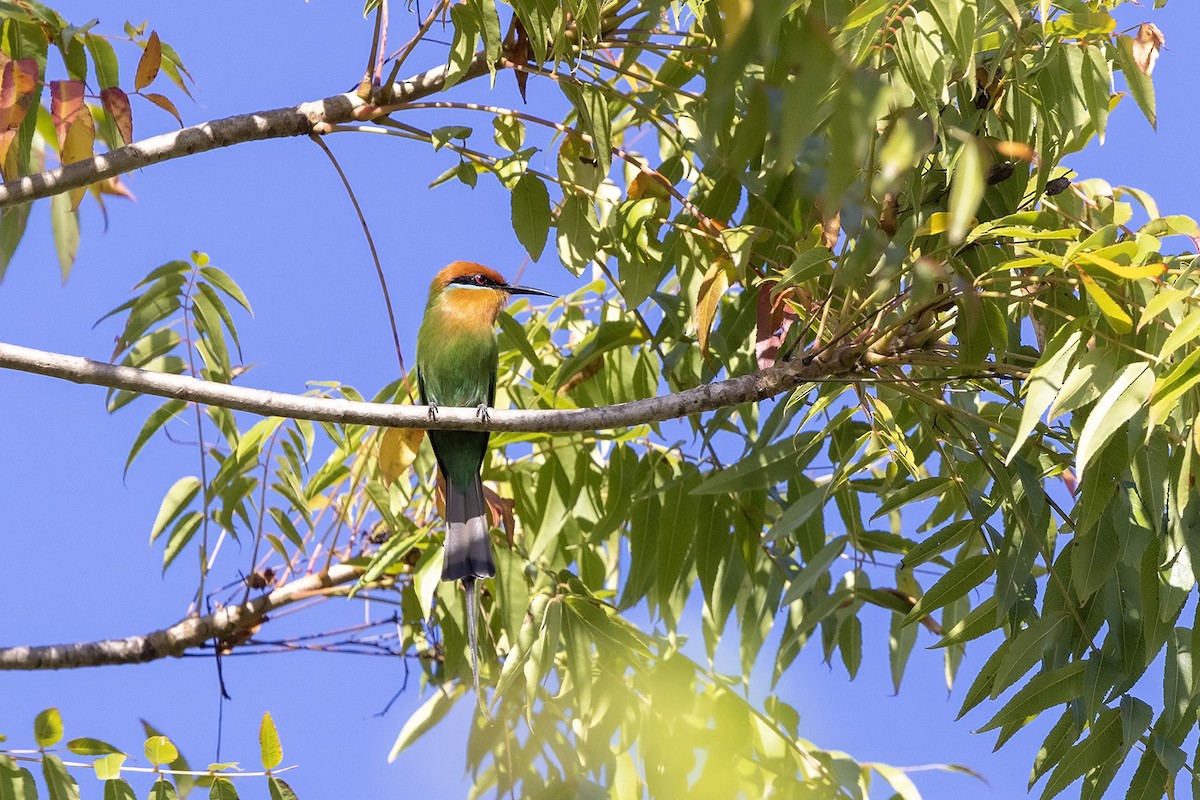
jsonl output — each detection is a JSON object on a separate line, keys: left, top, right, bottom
{"left": 483, "top": 485, "right": 516, "bottom": 548}
{"left": 97, "top": 174, "right": 135, "bottom": 200}
{"left": 141, "top": 92, "right": 183, "bottom": 126}
{"left": 755, "top": 281, "right": 800, "bottom": 370}
{"left": 135, "top": 31, "right": 162, "bottom": 91}
{"left": 0, "top": 59, "right": 39, "bottom": 132}
{"left": 49, "top": 80, "right": 87, "bottom": 152}
{"left": 0, "top": 62, "right": 14, "bottom": 131}
{"left": 100, "top": 87, "right": 132, "bottom": 145}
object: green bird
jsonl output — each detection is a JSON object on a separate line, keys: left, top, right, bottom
{"left": 415, "top": 261, "right": 552, "bottom": 691}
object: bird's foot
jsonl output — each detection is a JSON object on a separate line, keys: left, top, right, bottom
{"left": 475, "top": 404, "right": 491, "bottom": 423}
{"left": 427, "top": 402, "right": 440, "bottom": 422}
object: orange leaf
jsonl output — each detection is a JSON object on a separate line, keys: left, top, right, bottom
{"left": 49, "top": 80, "right": 87, "bottom": 152}
{"left": 100, "top": 87, "right": 133, "bottom": 146}
{"left": 135, "top": 31, "right": 162, "bottom": 91}
{"left": 0, "top": 59, "right": 39, "bottom": 132}
{"left": 378, "top": 427, "right": 425, "bottom": 485}
{"left": 141, "top": 92, "right": 183, "bottom": 127}
{"left": 994, "top": 140, "right": 1036, "bottom": 161}
{"left": 0, "top": 62, "right": 14, "bottom": 131}
{"left": 61, "top": 112, "right": 95, "bottom": 211}
{"left": 697, "top": 256, "right": 734, "bottom": 356}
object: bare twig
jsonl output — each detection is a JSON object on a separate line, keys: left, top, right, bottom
{"left": 0, "top": 564, "right": 363, "bottom": 670}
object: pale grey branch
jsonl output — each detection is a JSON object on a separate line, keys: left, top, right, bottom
{"left": 0, "top": 340, "right": 870, "bottom": 432}
{"left": 0, "top": 565, "right": 362, "bottom": 670}
{"left": 0, "top": 52, "right": 492, "bottom": 208}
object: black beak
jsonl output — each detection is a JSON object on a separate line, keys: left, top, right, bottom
{"left": 505, "top": 285, "right": 556, "bottom": 298}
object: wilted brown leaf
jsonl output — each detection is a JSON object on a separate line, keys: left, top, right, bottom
{"left": 879, "top": 192, "right": 899, "bottom": 237}
{"left": 821, "top": 208, "right": 841, "bottom": 250}
{"left": 100, "top": 87, "right": 133, "bottom": 146}
{"left": 135, "top": 31, "right": 162, "bottom": 91}
{"left": 97, "top": 174, "right": 136, "bottom": 201}
{"left": 378, "top": 427, "right": 425, "bottom": 484}
{"left": 1131, "top": 23, "right": 1164, "bottom": 76}
{"left": 510, "top": 17, "right": 530, "bottom": 102}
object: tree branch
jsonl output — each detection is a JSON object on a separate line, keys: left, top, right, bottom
{"left": 0, "top": 564, "right": 362, "bottom": 670}
{"left": 0, "top": 51, "right": 494, "bottom": 208}
{"left": 0, "top": 339, "right": 874, "bottom": 432}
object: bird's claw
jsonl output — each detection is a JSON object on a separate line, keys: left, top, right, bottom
{"left": 475, "top": 404, "right": 491, "bottom": 423}
{"left": 427, "top": 403, "right": 439, "bottom": 422}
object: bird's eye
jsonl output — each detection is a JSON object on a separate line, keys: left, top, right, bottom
{"left": 473, "top": 274, "right": 488, "bottom": 286}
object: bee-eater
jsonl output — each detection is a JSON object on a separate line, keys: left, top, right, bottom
{"left": 415, "top": 261, "right": 552, "bottom": 690}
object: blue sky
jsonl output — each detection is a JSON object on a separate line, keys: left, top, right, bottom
{"left": 0, "top": 2, "right": 1196, "bottom": 798}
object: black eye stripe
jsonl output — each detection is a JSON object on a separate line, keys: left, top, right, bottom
{"left": 451, "top": 274, "right": 501, "bottom": 288}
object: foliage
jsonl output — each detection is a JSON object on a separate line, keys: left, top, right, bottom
{"left": 1, "top": 0, "right": 1196, "bottom": 798}
{"left": 0, "top": 709, "right": 297, "bottom": 799}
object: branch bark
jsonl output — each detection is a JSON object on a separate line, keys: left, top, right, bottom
{"left": 0, "top": 52, "right": 494, "bottom": 208}
{"left": 0, "top": 565, "right": 362, "bottom": 670}
{"left": 0, "top": 340, "right": 873, "bottom": 432}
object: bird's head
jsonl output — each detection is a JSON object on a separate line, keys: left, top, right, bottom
{"left": 428, "top": 261, "right": 554, "bottom": 326}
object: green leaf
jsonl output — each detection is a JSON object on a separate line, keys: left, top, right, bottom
{"left": 126, "top": 399, "right": 187, "bottom": 474}
{"left": 992, "top": 614, "right": 1068, "bottom": 699}
{"left": 780, "top": 536, "right": 848, "bottom": 606}
{"left": 50, "top": 191, "right": 79, "bottom": 282}
{"left": 430, "top": 125, "right": 472, "bottom": 150}
{"left": 102, "top": 779, "right": 136, "bottom": 800}
{"left": 198, "top": 266, "right": 252, "bottom": 315}
{"left": 978, "top": 661, "right": 1085, "bottom": 734}
{"left": 34, "top": 708, "right": 63, "bottom": 747}
{"left": 149, "top": 477, "right": 201, "bottom": 544}
{"left": 556, "top": 193, "right": 600, "bottom": 274}
{"left": 148, "top": 779, "right": 179, "bottom": 800}
{"left": 561, "top": 81, "right": 611, "bottom": 176}
{"left": 67, "top": 738, "right": 121, "bottom": 756}
{"left": 0, "top": 754, "right": 38, "bottom": 800}
{"left": 493, "top": 113, "right": 524, "bottom": 152}
{"left": 1007, "top": 326, "right": 1082, "bottom": 464}
{"left": 1041, "top": 707, "right": 1123, "bottom": 800}
{"left": 871, "top": 476, "right": 954, "bottom": 520}
{"left": 948, "top": 133, "right": 986, "bottom": 243}
{"left": 93, "top": 754, "right": 126, "bottom": 781}
{"left": 266, "top": 778, "right": 298, "bottom": 800}
{"left": 511, "top": 173, "right": 551, "bottom": 260}
{"left": 901, "top": 520, "right": 978, "bottom": 569}
{"left": 143, "top": 736, "right": 179, "bottom": 766}
{"left": 207, "top": 779, "right": 237, "bottom": 800}
{"left": 41, "top": 754, "right": 79, "bottom": 800}
{"left": 903, "top": 554, "right": 994, "bottom": 625}
{"left": 443, "top": 4, "right": 479, "bottom": 89}
{"left": 1113, "top": 35, "right": 1156, "bottom": 129}
{"left": 258, "top": 713, "right": 282, "bottom": 771}
{"left": 387, "top": 684, "right": 465, "bottom": 761}
{"left": 694, "top": 433, "right": 822, "bottom": 495}
{"left": 1076, "top": 362, "right": 1153, "bottom": 479}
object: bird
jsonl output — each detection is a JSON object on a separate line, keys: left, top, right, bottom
{"left": 415, "top": 261, "right": 553, "bottom": 695}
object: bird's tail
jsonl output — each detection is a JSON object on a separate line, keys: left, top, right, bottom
{"left": 442, "top": 473, "right": 493, "bottom": 709}
{"left": 441, "top": 473, "right": 494, "bottom": 581}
